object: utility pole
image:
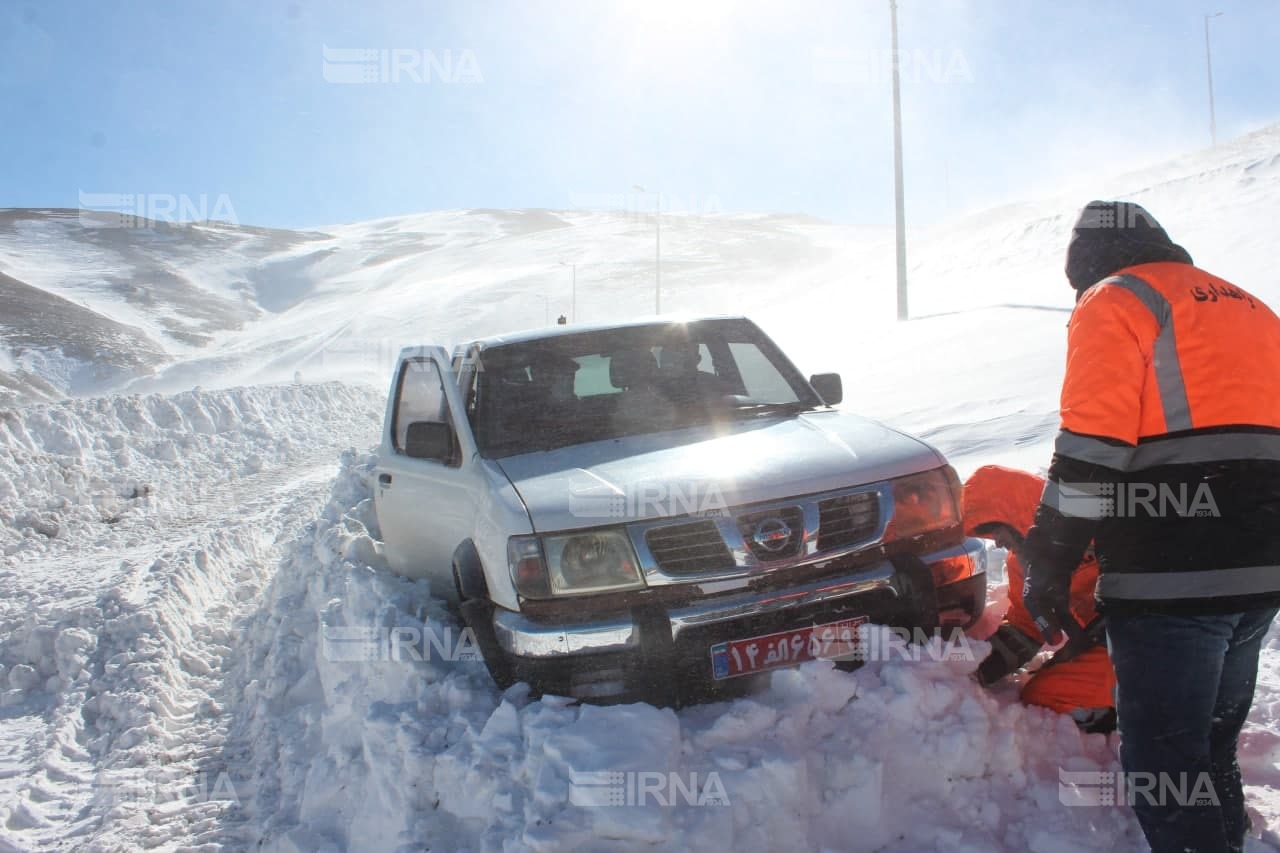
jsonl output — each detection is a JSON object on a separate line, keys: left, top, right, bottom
{"left": 656, "top": 202, "right": 661, "bottom": 314}
{"left": 1205, "top": 12, "right": 1223, "bottom": 145}
{"left": 560, "top": 260, "right": 577, "bottom": 322}
{"left": 890, "top": 0, "right": 908, "bottom": 321}
{"left": 633, "top": 185, "right": 661, "bottom": 313}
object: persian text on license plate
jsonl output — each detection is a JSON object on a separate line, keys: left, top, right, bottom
{"left": 709, "top": 616, "right": 867, "bottom": 680}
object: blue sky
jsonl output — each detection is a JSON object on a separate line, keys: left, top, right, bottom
{"left": 3, "top": 0, "right": 1278, "bottom": 228}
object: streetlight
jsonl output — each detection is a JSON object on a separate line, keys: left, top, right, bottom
{"left": 633, "top": 185, "right": 661, "bottom": 314}
{"left": 559, "top": 260, "right": 577, "bottom": 322}
{"left": 1205, "top": 11, "right": 1224, "bottom": 145}
{"left": 889, "top": 0, "right": 908, "bottom": 321}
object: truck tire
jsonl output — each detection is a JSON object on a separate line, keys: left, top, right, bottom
{"left": 453, "top": 562, "right": 515, "bottom": 690}
{"left": 894, "top": 554, "right": 941, "bottom": 633}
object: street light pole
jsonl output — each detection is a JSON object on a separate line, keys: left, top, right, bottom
{"left": 889, "top": 0, "right": 908, "bottom": 321}
{"left": 1204, "top": 12, "right": 1224, "bottom": 146}
{"left": 560, "top": 261, "right": 577, "bottom": 322}
{"left": 633, "top": 185, "right": 661, "bottom": 313}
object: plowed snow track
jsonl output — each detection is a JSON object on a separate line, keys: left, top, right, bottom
{"left": 0, "top": 383, "right": 382, "bottom": 851}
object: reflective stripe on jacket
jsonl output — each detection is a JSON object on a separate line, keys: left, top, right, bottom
{"left": 1037, "top": 261, "right": 1280, "bottom": 614}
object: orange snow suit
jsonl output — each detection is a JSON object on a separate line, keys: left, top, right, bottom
{"left": 963, "top": 465, "right": 1116, "bottom": 714}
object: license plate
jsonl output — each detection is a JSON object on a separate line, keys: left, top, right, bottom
{"left": 710, "top": 616, "right": 867, "bottom": 680}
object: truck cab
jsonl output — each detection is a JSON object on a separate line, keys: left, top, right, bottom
{"left": 374, "top": 316, "right": 987, "bottom": 701}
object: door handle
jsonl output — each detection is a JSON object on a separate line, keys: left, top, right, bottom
{"left": 378, "top": 473, "right": 393, "bottom": 486}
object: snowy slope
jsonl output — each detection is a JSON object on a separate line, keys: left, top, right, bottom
{"left": 3, "top": 126, "right": 1280, "bottom": 850}
{"left": 5, "top": 124, "right": 1279, "bottom": 407}
{"left": 0, "top": 206, "right": 863, "bottom": 403}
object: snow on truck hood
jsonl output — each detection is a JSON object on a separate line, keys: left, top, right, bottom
{"left": 494, "top": 410, "right": 945, "bottom": 533}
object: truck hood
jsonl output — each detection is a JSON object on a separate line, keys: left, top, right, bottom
{"left": 494, "top": 410, "right": 945, "bottom": 533}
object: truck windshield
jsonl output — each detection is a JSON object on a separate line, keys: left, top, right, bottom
{"left": 471, "top": 319, "right": 823, "bottom": 457}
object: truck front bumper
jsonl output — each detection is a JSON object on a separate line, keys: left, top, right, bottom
{"left": 490, "top": 537, "right": 990, "bottom": 701}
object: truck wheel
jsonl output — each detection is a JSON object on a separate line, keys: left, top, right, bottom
{"left": 895, "top": 555, "right": 941, "bottom": 632}
{"left": 453, "top": 563, "right": 515, "bottom": 690}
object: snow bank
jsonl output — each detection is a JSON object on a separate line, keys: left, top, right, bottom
{"left": 228, "top": 450, "right": 1155, "bottom": 852}
{"left": 0, "top": 381, "right": 382, "bottom": 559}
{"left": 0, "top": 382, "right": 383, "bottom": 850}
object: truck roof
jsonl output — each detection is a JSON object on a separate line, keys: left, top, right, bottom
{"left": 463, "top": 314, "right": 749, "bottom": 351}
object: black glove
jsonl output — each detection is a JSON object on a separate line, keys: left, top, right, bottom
{"left": 975, "top": 624, "right": 1043, "bottom": 686}
{"left": 1022, "top": 561, "right": 1079, "bottom": 645}
{"left": 1022, "top": 475, "right": 1098, "bottom": 645}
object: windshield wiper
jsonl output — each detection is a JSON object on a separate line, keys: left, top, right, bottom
{"left": 724, "top": 401, "right": 815, "bottom": 418}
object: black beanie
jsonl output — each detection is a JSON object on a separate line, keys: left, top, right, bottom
{"left": 1064, "top": 201, "right": 1193, "bottom": 294}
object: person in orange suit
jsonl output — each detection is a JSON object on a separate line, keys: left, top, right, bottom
{"left": 962, "top": 464, "right": 1116, "bottom": 732}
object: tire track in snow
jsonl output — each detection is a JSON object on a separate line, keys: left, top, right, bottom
{"left": 1, "top": 455, "right": 348, "bottom": 851}
{"left": 0, "top": 383, "right": 382, "bottom": 851}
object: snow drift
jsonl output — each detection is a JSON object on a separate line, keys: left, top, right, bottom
{"left": 221, "top": 445, "right": 1280, "bottom": 852}
{"left": 5, "top": 124, "right": 1280, "bottom": 850}
{"left": 0, "top": 382, "right": 381, "bottom": 850}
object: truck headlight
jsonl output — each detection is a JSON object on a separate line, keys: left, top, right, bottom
{"left": 545, "top": 530, "right": 644, "bottom": 595}
{"left": 508, "top": 530, "right": 645, "bottom": 599}
{"left": 884, "top": 466, "right": 961, "bottom": 542}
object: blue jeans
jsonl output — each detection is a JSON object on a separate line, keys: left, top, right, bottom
{"left": 1107, "top": 607, "right": 1278, "bottom": 853}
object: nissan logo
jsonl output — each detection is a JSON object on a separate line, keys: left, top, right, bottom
{"left": 752, "top": 517, "right": 793, "bottom": 553}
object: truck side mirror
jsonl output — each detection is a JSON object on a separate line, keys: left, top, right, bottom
{"left": 405, "top": 420, "right": 456, "bottom": 463}
{"left": 809, "top": 373, "right": 843, "bottom": 406}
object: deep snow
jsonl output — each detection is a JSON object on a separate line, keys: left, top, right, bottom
{"left": 219, "top": 450, "right": 1144, "bottom": 852}
{"left": 0, "top": 383, "right": 382, "bottom": 850}
{"left": 3, "top": 127, "right": 1280, "bottom": 850}
{"left": 4, "top": 413, "right": 1276, "bottom": 851}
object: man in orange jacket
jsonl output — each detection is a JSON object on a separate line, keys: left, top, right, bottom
{"left": 1022, "top": 201, "right": 1280, "bottom": 853}
{"left": 963, "top": 465, "right": 1116, "bottom": 731}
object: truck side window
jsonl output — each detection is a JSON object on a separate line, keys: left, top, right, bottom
{"left": 392, "top": 359, "right": 450, "bottom": 452}
{"left": 573, "top": 354, "right": 619, "bottom": 396}
{"left": 728, "top": 341, "right": 800, "bottom": 403}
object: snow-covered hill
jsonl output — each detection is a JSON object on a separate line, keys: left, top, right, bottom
{"left": 0, "top": 205, "right": 874, "bottom": 402}
{"left": 4, "top": 123, "right": 1279, "bottom": 408}
{"left": 3, "top": 126, "right": 1280, "bottom": 850}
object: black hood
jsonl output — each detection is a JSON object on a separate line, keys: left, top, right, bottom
{"left": 1064, "top": 200, "right": 1193, "bottom": 295}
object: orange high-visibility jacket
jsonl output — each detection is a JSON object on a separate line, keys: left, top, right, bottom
{"left": 1034, "top": 262, "right": 1280, "bottom": 614}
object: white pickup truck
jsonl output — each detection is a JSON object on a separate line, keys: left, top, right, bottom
{"left": 374, "top": 316, "right": 987, "bottom": 702}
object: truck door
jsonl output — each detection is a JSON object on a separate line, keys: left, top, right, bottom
{"left": 374, "top": 347, "right": 479, "bottom": 596}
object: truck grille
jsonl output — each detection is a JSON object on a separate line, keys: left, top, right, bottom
{"left": 645, "top": 520, "right": 735, "bottom": 574}
{"left": 736, "top": 506, "right": 805, "bottom": 561}
{"left": 817, "top": 491, "right": 880, "bottom": 551}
